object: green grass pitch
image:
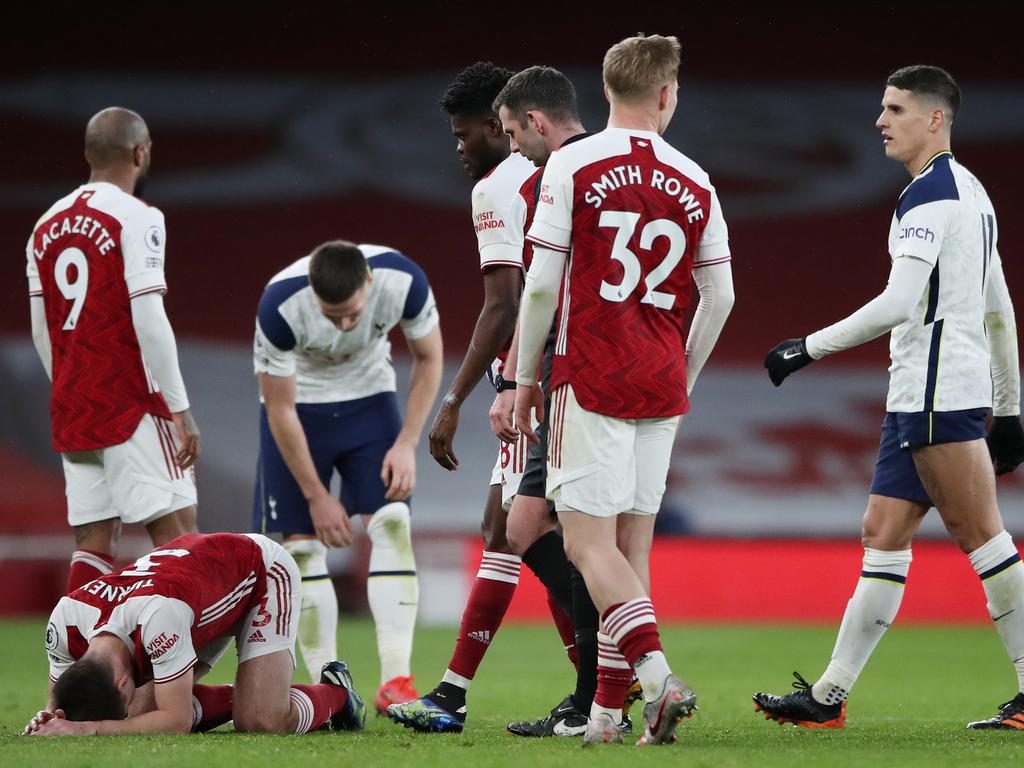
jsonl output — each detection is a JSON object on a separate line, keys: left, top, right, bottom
{"left": 1, "top": 617, "right": 1022, "bottom": 766}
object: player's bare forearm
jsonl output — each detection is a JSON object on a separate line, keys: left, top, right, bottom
{"left": 259, "top": 374, "right": 327, "bottom": 501}
{"left": 444, "top": 266, "right": 521, "bottom": 403}
{"left": 396, "top": 326, "right": 444, "bottom": 447}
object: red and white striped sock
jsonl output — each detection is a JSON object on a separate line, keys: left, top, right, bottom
{"left": 442, "top": 550, "right": 520, "bottom": 689}
{"left": 591, "top": 631, "right": 631, "bottom": 724}
{"left": 547, "top": 591, "right": 579, "bottom": 670}
{"left": 67, "top": 550, "right": 115, "bottom": 593}
{"left": 289, "top": 683, "right": 347, "bottom": 733}
{"left": 603, "top": 598, "right": 672, "bottom": 702}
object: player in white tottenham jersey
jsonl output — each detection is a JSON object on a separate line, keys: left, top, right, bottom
{"left": 24, "top": 533, "right": 365, "bottom": 736}
{"left": 26, "top": 107, "right": 199, "bottom": 595}
{"left": 514, "top": 35, "right": 734, "bottom": 747}
{"left": 253, "top": 240, "right": 442, "bottom": 712}
{"left": 759, "top": 66, "right": 1024, "bottom": 731}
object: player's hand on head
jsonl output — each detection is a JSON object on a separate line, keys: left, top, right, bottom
{"left": 764, "top": 337, "right": 813, "bottom": 387}
{"left": 513, "top": 384, "right": 543, "bottom": 445}
{"left": 490, "top": 389, "right": 518, "bottom": 444}
{"left": 428, "top": 396, "right": 461, "bottom": 471}
{"left": 382, "top": 441, "right": 416, "bottom": 500}
{"left": 309, "top": 492, "right": 353, "bottom": 548}
{"left": 986, "top": 415, "right": 1024, "bottom": 476}
{"left": 171, "top": 409, "right": 201, "bottom": 469}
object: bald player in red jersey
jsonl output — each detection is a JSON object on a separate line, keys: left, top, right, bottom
{"left": 24, "top": 532, "right": 364, "bottom": 736}
{"left": 514, "top": 35, "right": 734, "bottom": 746}
{"left": 27, "top": 107, "right": 200, "bottom": 593}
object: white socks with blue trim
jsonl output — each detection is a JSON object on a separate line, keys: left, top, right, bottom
{"left": 367, "top": 502, "right": 418, "bottom": 683}
{"left": 970, "top": 531, "right": 1024, "bottom": 693}
{"left": 284, "top": 538, "right": 338, "bottom": 681}
{"left": 812, "top": 548, "right": 912, "bottom": 705}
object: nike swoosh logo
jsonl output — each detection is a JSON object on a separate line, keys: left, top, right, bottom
{"left": 994, "top": 609, "right": 1016, "bottom": 621}
{"left": 782, "top": 349, "right": 803, "bottom": 360}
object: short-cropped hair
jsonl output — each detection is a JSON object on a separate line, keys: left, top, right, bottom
{"left": 886, "top": 65, "right": 961, "bottom": 124}
{"left": 53, "top": 659, "right": 126, "bottom": 722}
{"left": 440, "top": 61, "right": 514, "bottom": 117}
{"left": 492, "top": 66, "right": 580, "bottom": 125}
{"left": 308, "top": 241, "right": 369, "bottom": 303}
{"left": 603, "top": 34, "right": 681, "bottom": 101}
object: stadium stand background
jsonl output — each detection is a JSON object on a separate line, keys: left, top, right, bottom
{"left": 2, "top": 7, "right": 1022, "bottom": 618}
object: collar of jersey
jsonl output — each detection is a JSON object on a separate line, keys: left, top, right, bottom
{"left": 917, "top": 150, "right": 953, "bottom": 176}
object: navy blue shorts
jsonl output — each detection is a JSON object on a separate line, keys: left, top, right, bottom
{"left": 869, "top": 408, "right": 988, "bottom": 505}
{"left": 253, "top": 392, "right": 404, "bottom": 534}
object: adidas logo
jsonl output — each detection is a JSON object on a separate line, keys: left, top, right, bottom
{"left": 468, "top": 630, "right": 491, "bottom": 645}
{"left": 247, "top": 630, "right": 267, "bottom": 643}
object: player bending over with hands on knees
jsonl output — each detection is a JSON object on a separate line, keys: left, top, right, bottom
{"left": 759, "top": 65, "right": 1024, "bottom": 731}
{"left": 24, "top": 532, "right": 365, "bottom": 736}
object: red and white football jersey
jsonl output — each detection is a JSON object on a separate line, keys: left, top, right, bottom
{"left": 526, "top": 128, "right": 730, "bottom": 419}
{"left": 45, "top": 533, "right": 286, "bottom": 686}
{"left": 26, "top": 182, "right": 172, "bottom": 452}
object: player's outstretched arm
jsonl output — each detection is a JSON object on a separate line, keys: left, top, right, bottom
{"left": 984, "top": 252, "right": 1024, "bottom": 474}
{"left": 260, "top": 373, "right": 352, "bottom": 547}
{"left": 428, "top": 265, "right": 522, "bottom": 470}
{"left": 686, "top": 261, "right": 735, "bottom": 395}
{"left": 766, "top": 255, "right": 933, "bottom": 386}
{"left": 383, "top": 325, "right": 443, "bottom": 500}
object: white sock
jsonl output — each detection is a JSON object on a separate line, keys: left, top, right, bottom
{"left": 969, "top": 531, "right": 1024, "bottom": 693}
{"left": 367, "top": 502, "right": 418, "bottom": 684}
{"left": 284, "top": 538, "right": 338, "bottom": 681}
{"left": 812, "top": 548, "right": 911, "bottom": 705}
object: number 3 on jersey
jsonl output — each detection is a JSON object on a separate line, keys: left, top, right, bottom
{"left": 54, "top": 247, "right": 90, "bottom": 331}
{"left": 598, "top": 211, "right": 686, "bottom": 310}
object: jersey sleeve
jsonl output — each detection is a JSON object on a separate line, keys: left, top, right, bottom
{"left": 694, "top": 187, "right": 731, "bottom": 267}
{"left": 44, "top": 599, "right": 75, "bottom": 682}
{"left": 526, "top": 153, "right": 574, "bottom": 253}
{"left": 473, "top": 177, "right": 527, "bottom": 270}
{"left": 254, "top": 284, "right": 299, "bottom": 377}
{"left": 393, "top": 255, "right": 440, "bottom": 340}
{"left": 121, "top": 205, "right": 169, "bottom": 297}
{"left": 139, "top": 597, "right": 198, "bottom": 684}
{"left": 890, "top": 200, "right": 953, "bottom": 267}
{"left": 26, "top": 235, "right": 41, "bottom": 296}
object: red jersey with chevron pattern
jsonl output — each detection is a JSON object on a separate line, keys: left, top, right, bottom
{"left": 527, "top": 129, "right": 730, "bottom": 418}
{"left": 27, "top": 184, "right": 172, "bottom": 451}
{"left": 48, "top": 533, "right": 271, "bottom": 685}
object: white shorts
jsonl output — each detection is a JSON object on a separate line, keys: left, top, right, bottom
{"left": 199, "top": 534, "right": 302, "bottom": 669}
{"left": 61, "top": 414, "right": 198, "bottom": 527}
{"left": 547, "top": 384, "right": 680, "bottom": 517}
{"left": 490, "top": 413, "right": 536, "bottom": 512}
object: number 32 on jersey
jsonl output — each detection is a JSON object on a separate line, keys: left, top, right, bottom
{"left": 598, "top": 211, "right": 685, "bottom": 310}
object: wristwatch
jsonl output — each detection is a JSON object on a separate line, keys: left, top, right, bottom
{"left": 494, "top": 373, "right": 518, "bottom": 392}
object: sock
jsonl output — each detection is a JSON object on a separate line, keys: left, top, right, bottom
{"left": 546, "top": 591, "right": 579, "bottom": 670}
{"left": 430, "top": 680, "right": 469, "bottom": 715}
{"left": 289, "top": 683, "right": 347, "bottom": 733}
{"left": 571, "top": 564, "right": 599, "bottom": 712}
{"left": 67, "top": 550, "right": 114, "bottom": 593}
{"left": 191, "top": 684, "right": 233, "bottom": 732}
{"left": 813, "top": 547, "right": 912, "bottom": 705}
{"left": 969, "top": 531, "right": 1024, "bottom": 693}
{"left": 444, "top": 549, "right": 520, "bottom": 689}
{"left": 521, "top": 531, "right": 575, "bottom": 619}
{"left": 603, "top": 598, "right": 671, "bottom": 702}
{"left": 284, "top": 539, "right": 338, "bottom": 681}
{"left": 591, "top": 632, "right": 630, "bottom": 724}
{"left": 366, "top": 502, "right": 418, "bottom": 683}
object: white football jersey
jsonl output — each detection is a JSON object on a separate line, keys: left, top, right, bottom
{"left": 886, "top": 152, "right": 998, "bottom": 412}
{"left": 472, "top": 152, "right": 537, "bottom": 271}
{"left": 253, "top": 245, "right": 438, "bottom": 403}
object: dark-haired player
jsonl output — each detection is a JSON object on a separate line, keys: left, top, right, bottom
{"left": 513, "top": 35, "right": 734, "bottom": 746}
{"left": 759, "top": 65, "right": 1024, "bottom": 731}
{"left": 27, "top": 107, "right": 201, "bottom": 595}
{"left": 253, "top": 240, "right": 442, "bottom": 713}
{"left": 388, "top": 62, "right": 584, "bottom": 735}
{"left": 24, "top": 532, "right": 365, "bottom": 736}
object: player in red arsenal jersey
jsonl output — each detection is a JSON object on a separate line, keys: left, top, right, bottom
{"left": 514, "top": 35, "right": 734, "bottom": 746}
{"left": 24, "top": 533, "right": 365, "bottom": 736}
{"left": 26, "top": 108, "right": 200, "bottom": 593}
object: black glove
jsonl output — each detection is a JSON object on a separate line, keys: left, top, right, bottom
{"left": 764, "top": 337, "right": 813, "bottom": 387}
{"left": 986, "top": 415, "right": 1024, "bottom": 476}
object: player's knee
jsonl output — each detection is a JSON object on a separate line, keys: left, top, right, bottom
{"left": 234, "top": 710, "right": 288, "bottom": 734}
{"left": 74, "top": 519, "right": 118, "bottom": 551}
{"left": 146, "top": 506, "right": 197, "bottom": 546}
{"left": 480, "top": 521, "right": 510, "bottom": 553}
{"left": 367, "top": 502, "right": 415, "bottom": 567}
{"left": 283, "top": 538, "right": 328, "bottom": 577}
